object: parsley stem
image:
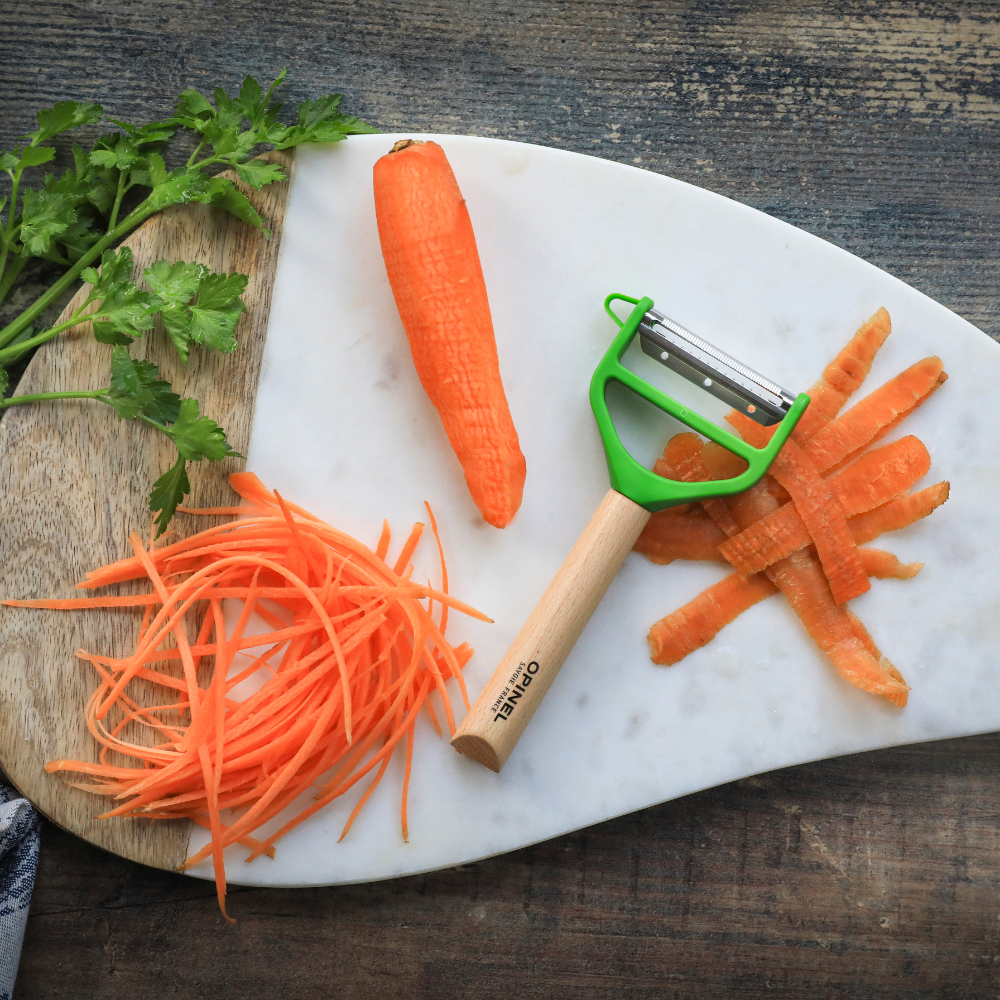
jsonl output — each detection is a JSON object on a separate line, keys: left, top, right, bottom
{"left": 186, "top": 138, "right": 207, "bottom": 170}
{"left": 0, "top": 304, "right": 95, "bottom": 364}
{"left": 136, "top": 412, "right": 168, "bottom": 433}
{"left": 107, "top": 170, "right": 128, "bottom": 233}
{"left": 0, "top": 169, "right": 23, "bottom": 289}
{"left": 0, "top": 254, "right": 27, "bottom": 310}
{"left": 0, "top": 389, "right": 106, "bottom": 410}
{"left": 0, "top": 199, "right": 158, "bottom": 351}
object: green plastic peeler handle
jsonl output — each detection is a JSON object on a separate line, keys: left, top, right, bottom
{"left": 591, "top": 294, "right": 811, "bottom": 511}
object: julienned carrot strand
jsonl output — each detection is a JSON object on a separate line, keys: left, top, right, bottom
{"left": 16, "top": 474, "right": 483, "bottom": 921}
{"left": 128, "top": 531, "right": 204, "bottom": 721}
{"left": 393, "top": 522, "right": 425, "bottom": 577}
{"left": 375, "top": 520, "right": 392, "bottom": 561}
{"left": 424, "top": 502, "right": 449, "bottom": 636}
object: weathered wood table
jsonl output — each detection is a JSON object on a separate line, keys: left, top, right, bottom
{"left": 2, "top": 2, "right": 998, "bottom": 996}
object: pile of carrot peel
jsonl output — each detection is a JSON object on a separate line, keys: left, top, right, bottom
{"left": 635, "top": 307, "right": 949, "bottom": 705}
{"left": 4, "top": 472, "right": 487, "bottom": 922}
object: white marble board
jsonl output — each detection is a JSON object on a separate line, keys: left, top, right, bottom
{"left": 186, "top": 134, "right": 1000, "bottom": 887}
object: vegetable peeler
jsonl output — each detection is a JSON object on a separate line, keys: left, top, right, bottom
{"left": 451, "top": 295, "right": 810, "bottom": 772}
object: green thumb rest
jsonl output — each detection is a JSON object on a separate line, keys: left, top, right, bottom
{"left": 593, "top": 294, "right": 810, "bottom": 510}
{"left": 451, "top": 294, "right": 810, "bottom": 772}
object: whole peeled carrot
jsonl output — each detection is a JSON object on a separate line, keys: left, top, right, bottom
{"left": 374, "top": 139, "right": 526, "bottom": 528}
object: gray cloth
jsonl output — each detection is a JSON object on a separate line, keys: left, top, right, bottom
{"left": 0, "top": 785, "right": 38, "bottom": 1000}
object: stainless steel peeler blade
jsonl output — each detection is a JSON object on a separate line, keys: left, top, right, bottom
{"left": 638, "top": 308, "right": 796, "bottom": 426}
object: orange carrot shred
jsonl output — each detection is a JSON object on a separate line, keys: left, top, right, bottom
{"left": 7, "top": 474, "right": 483, "bottom": 922}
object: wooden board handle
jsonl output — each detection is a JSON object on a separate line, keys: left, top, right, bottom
{"left": 451, "top": 489, "right": 652, "bottom": 771}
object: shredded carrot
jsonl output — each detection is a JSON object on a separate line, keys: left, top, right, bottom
{"left": 6, "top": 474, "right": 486, "bottom": 922}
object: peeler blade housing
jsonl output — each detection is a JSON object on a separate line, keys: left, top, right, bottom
{"left": 591, "top": 294, "right": 810, "bottom": 512}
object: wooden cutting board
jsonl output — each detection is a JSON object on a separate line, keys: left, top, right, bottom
{"left": 0, "top": 151, "right": 292, "bottom": 870}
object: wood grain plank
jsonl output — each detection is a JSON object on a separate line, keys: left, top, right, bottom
{"left": 15, "top": 735, "right": 1000, "bottom": 999}
{"left": 0, "top": 151, "right": 292, "bottom": 870}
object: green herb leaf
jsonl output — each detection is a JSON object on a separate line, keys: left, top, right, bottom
{"left": 106, "top": 345, "right": 181, "bottom": 423}
{"left": 0, "top": 152, "right": 18, "bottom": 173}
{"left": 175, "top": 89, "right": 216, "bottom": 123}
{"left": 90, "top": 284, "right": 158, "bottom": 345}
{"left": 164, "top": 397, "right": 241, "bottom": 462}
{"left": 56, "top": 214, "right": 104, "bottom": 262}
{"left": 0, "top": 364, "right": 8, "bottom": 396}
{"left": 267, "top": 94, "right": 377, "bottom": 149}
{"left": 149, "top": 455, "right": 190, "bottom": 536}
{"left": 234, "top": 159, "right": 285, "bottom": 189}
{"left": 84, "top": 248, "right": 157, "bottom": 345}
{"left": 27, "top": 101, "right": 103, "bottom": 144}
{"left": 234, "top": 75, "right": 264, "bottom": 123}
{"left": 143, "top": 258, "right": 205, "bottom": 306}
{"left": 144, "top": 259, "right": 247, "bottom": 360}
{"left": 82, "top": 246, "right": 135, "bottom": 291}
{"left": 187, "top": 272, "right": 247, "bottom": 352}
{"left": 145, "top": 169, "right": 211, "bottom": 211}
{"left": 206, "top": 175, "right": 268, "bottom": 233}
{"left": 104, "top": 118, "right": 175, "bottom": 146}
{"left": 90, "top": 142, "right": 138, "bottom": 171}
{"left": 20, "top": 189, "right": 78, "bottom": 256}
{"left": 146, "top": 151, "right": 168, "bottom": 188}
{"left": 17, "top": 145, "right": 57, "bottom": 169}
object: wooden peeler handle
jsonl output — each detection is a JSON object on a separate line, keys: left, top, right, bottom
{"left": 451, "top": 489, "right": 652, "bottom": 771}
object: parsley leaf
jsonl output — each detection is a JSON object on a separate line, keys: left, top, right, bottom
{"left": 81, "top": 246, "right": 134, "bottom": 290}
{"left": 144, "top": 169, "right": 211, "bottom": 212}
{"left": 149, "top": 456, "right": 190, "bottom": 536}
{"left": 17, "top": 145, "right": 57, "bottom": 169}
{"left": 164, "top": 397, "right": 241, "bottom": 462}
{"left": 234, "top": 159, "right": 285, "bottom": 189}
{"left": 187, "top": 271, "right": 247, "bottom": 351}
{"left": 26, "top": 101, "right": 103, "bottom": 144}
{"left": 56, "top": 215, "right": 104, "bottom": 263}
{"left": 143, "top": 258, "right": 204, "bottom": 304}
{"left": 106, "top": 346, "right": 181, "bottom": 423}
{"left": 0, "top": 364, "right": 8, "bottom": 397}
{"left": 89, "top": 283, "right": 157, "bottom": 345}
{"left": 83, "top": 247, "right": 157, "bottom": 345}
{"left": 268, "top": 94, "right": 378, "bottom": 149}
{"left": 19, "top": 189, "right": 78, "bottom": 256}
{"left": 205, "top": 175, "right": 267, "bottom": 233}
{"left": 144, "top": 259, "right": 247, "bottom": 361}
{"left": 149, "top": 397, "right": 240, "bottom": 535}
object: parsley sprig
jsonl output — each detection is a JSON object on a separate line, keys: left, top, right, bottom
{"left": 0, "top": 70, "right": 375, "bottom": 533}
